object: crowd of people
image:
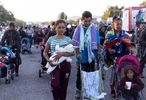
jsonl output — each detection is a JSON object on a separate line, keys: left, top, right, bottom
{"left": 0, "top": 10, "right": 145, "bottom": 100}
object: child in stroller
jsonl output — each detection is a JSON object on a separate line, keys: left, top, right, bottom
{"left": 21, "top": 37, "right": 31, "bottom": 54}
{"left": 112, "top": 54, "right": 144, "bottom": 100}
{"left": 120, "top": 65, "right": 144, "bottom": 100}
{"left": 0, "top": 48, "right": 15, "bottom": 84}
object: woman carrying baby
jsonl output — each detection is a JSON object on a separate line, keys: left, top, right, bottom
{"left": 43, "top": 19, "right": 75, "bottom": 100}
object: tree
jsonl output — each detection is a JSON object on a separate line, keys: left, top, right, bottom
{"left": 101, "top": 6, "right": 124, "bottom": 20}
{"left": 0, "top": 4, "right": 15, "bottom": 24}
{"left": 57, "top": 12, "right": 67, "bottom": 20}
{"left": 101, "top": 10, "right": 110, "bottom": 20}
{"left": 140, "top": 0, "right": 146, "bottom": 6}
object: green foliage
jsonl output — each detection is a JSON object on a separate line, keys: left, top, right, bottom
{"left": 101, "top": 6, "right": 124, "bottom": 20}
{"left": 0, "top": 5, "right": 15, "bottom": 24}
{"left": 0, "top": 2, "right": 26, "bottom": 27}
{"left": 57, "top": 12, "right": 67, "bottom": 20}
{"left": 101, "top": 10, "right": 110, "bottom": 20}
{"left": 140, "top": 0, "right": 146, "bottom": 6}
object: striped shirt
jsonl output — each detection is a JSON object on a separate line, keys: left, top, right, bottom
{"left": 47, "top": 36, "right": 71, "bottom": 55}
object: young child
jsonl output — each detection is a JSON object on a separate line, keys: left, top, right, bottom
{"left": 120, "top": 65, "right": 144, "bottom": 100}
{"left": 0, "top": 49, "right": 9, "bottom": 63}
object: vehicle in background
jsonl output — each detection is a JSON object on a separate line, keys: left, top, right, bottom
{"left": 122, "top": 6, "right": 146, "bottom": 33}
{"left": 122, "top": 6, "right": 146, "bottom": 45}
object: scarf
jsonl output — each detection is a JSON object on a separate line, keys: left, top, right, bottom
{"left": 72, "top": 23, "right": 97, "bottom": 63}
{"left": 72, "top": 23, "right": 97, "bottom": 50}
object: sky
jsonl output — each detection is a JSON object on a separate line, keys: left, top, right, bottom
{"left": 0, "top": 0, "right": 144, "bottom": 22}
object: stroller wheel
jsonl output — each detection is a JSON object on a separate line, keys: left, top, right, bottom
{"left": 39, "top": 69, "right": 41, "bottom": 78}
{"left": 5, "top": 79, "right": 10, "bottom": 84}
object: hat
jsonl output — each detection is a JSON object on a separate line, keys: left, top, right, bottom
{"left": 124, "top": 65, "right": 138, "bottom": 75}
{"left": 98, "top": 21, "right": 107, "bottom": 29}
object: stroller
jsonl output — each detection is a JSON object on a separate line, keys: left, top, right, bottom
{"left": 113, "top": 55, "right": 144, "bottom": 100}
{"left": 21, "top": 37, "right": 31, "bottom": 54}
{"left": 0, "top": 46, "right": 15, "bottom": 84}
{"left": 39, "top": 39, "right": 51, "bottom": 77}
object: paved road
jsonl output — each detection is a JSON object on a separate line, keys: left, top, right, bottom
{"left": 0, "top": 46, "right": 145, "bottom": 100}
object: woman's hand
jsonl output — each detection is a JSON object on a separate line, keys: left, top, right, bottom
{"left": 124, "top": 85, "right": 128, "bottom": 89}
{"left": 48, "top": 60, "right": 57, "bottom": 67}
{"left": 108, "top": 48, "right": 115, "bottom": 54}
{"left": 52, "top": 52, "right": 63, "bottom": 62}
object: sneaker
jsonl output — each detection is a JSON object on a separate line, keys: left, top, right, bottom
{"left": 75, "top": 90, "right": 81, "bottom": 99}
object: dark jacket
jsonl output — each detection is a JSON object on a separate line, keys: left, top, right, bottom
{"left": 1, "top": 30, "right": 21, "bottom": 49}
{"left": 139, "top": 27, "right": 146, "bottom": 56}
{"left": 64, "top": 28, "right": 70, "bottom": 37}
{"left": 1, "top": 29, "right": 21, "bottom": 65}
{"left": 120, "top": 65, "right": 144, "bottom": 92}
{"left": 19, "top": 30, "right": 27, "bottom": 39}
{"left": 36, "top": 31, "right": 44, "bottom": 43}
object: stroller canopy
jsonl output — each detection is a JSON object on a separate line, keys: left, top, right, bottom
{"left": 116, "top": 55, "right": 140, "bottom": 75}
{"left": 21, "top": 38, "right": 30, "bottom": 44}
{"left": 1, "top": 46, "right": 15, "bottom": 58}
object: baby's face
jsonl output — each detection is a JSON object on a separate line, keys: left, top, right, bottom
{"left": 126, "top": 70, "right": 135, "bottom": 79}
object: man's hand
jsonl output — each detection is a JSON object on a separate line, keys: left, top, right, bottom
{"left": 108, "top": 49, "right": 116, "bottom": 54}
{"left": 77, "top": 54, "right": 81, "bottom": 61}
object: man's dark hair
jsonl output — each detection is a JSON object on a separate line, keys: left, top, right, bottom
{"left": 113, "top": 18, "right": 122, "bottom": 23}
{"left": 81, "top": 11, "right": 92, "bottom": 20}
{"left": 9, "top": 22, "right": 15, "bottom": 27}
{"left": 112, "top": 16, "right": 118, "bottom": 21}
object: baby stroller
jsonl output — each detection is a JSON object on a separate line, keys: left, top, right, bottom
{"left": 0, "top": 46, "right": 15, "bottom": 84}
{"left": 114, "top": 55, "right": 144, "bottom": 100}
{"left": 39, "top": 39, "right": 51, "bottom": 77}
{"left": 21, "top": 37, "right": 31, "bottom": 54}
